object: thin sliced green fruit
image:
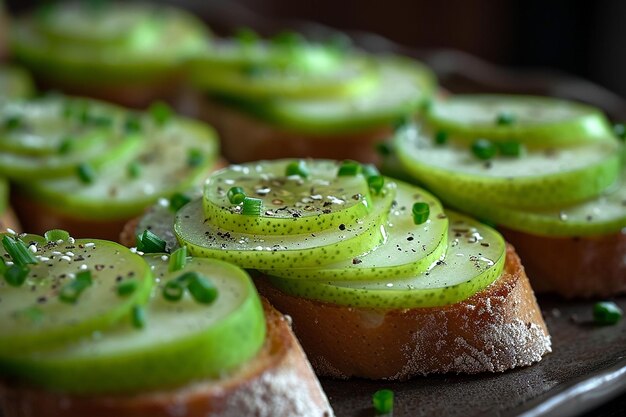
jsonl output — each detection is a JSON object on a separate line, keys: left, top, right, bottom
{"left": 0, "top": 256, "right": 265, "bottom": 394}
{"left": 395, "top": 123, "right": 622, "bottom": 208}
{"left": 427, "top": 94, "right": 614, "bottom": 146}
{"left": 0, "top": 236, "right": 153, "bottom": 355}
{"left": 267, "top": 211, "right": 506, "bottom": 308}
{"left": 175, "top": 183, "right": 395, "bottom": 269}
{"left": 204, "top": 160, "right": 372, "bottom": 235}
{"left": 265, "top": 180, "right": 448, "bottom": 280}
{"left": 22, "top": 119, "right": 218, "bottom": 220}
{"left": 0, "top": 66, "right": 35, "bottom": 100}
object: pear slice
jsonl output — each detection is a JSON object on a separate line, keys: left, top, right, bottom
{"left": 267, "top": 211, "right": 506, "bottom": 308}
{"left": 0, "top": 256, "right": 265, "bottom": 394}
{"left": 427, "top": 94, "right": 614, "bottom": 146}
{"left": 203, "top": 159, "right": 372, "bottom": 235}
{"left": 395, "top": 123, "right": 622, "bottom": 208}
{"left": 0, "top": 235, "right": 153, "bottom": 355}
{"left": 265, "top": 180, "right": 448, "bottom": 280}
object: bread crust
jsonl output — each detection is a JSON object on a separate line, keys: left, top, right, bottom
{"left": 501, "top": 227, "right": 626, "bottom": 298}
{"left": 196, "top": 96, "right": 391, "bottom": 164}
{"left": 0, "top": 299, "right": 334, "bottom": 417}
{"left": 256, "top": 245, "right": 551, "bottom": 380}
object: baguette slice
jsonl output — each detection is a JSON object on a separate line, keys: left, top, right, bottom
{"left": 256, "top": 245, "right": 551, "bottom": 380}
{"left": 501, "top": 228, "right": 626, "bottom": 298}
{"left": 0, "top": 299, "right": 334, "bottom": 417}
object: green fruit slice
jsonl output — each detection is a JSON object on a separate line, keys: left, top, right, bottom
{"left": 257, "top": 56, "right": 436, "bottom": 134}
{"left": 22, "top": 118, "right": 218, "bottom": 220}
{"left": 427, "top": 94, "right": 614, "bottom": 146}
{"left": 175, "top": 183, "right": 395, "bottom": 269}
{"left": 267, "top": 211, "right": 506, "bottom": 308}
{"left": 203, "top": 160, "right": 372, "bottom": 235}
{"left": 0, "top": 235, "right": 153, "bottom": 355}
{"left": 0, "top": 66, "right": 35, "bottom": 100}
{"left": 0, "top": 255, "right": 265, "bottom": 394}
{"left": 395, "top": 123, "right": 622, "bottom": 208}
{"left": 265, "top": 180, "right": 448, "bottom": 280}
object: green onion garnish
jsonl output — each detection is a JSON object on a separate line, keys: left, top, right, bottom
{"left": 163, "top": 280, "right": 184, "bottom": 302}
{"left": 77, "top": 163, "right": 96, "bottom": 184}
{"left": 127, "top": 161, "right": 141, "bottom": 179}
{"left": 2, "top": 235, "right": 38, "bottom": 267}
{"left": 338, "top": 161, "right": 362, "bottom": 176}
{"left": 76, "top": 270, "right": 93, "bottom": 286}
{"left": 136, "top": 230, "right": 166, "bottom": 253}
{"left": 593, "top": 301, "right": 623, "bottom": 325}
{"left": 227, "top": 186, "right": 247, "bottom": 204}
{"left": 471, "top": 139, "right": 497, "bottom": 160}
{"left": 235, "top": 27, "right": 259, "bottom": 46}
{"left": 496, "top": 112, "right": 515, "bottom": 126}
{"left": 392, "top": 115, "right": 410, "bottom": 132}
{"left": 412, "top": 202, "right": 430, "bottom": 225}
{"left": 367, "top": 175, "right": 384, "bottom": 195}
{"left": 241, "top": 197, "right": 262, "bottom": 216}
{"left": 285, "top": 160, "right": 309, "bottom": 178}
{"left": 498, "top": 140, "right": 524, "bottom": 157}
{"left": 148, "top": 101, "right": 172, "bottom": 126}
{"left": 124, "top": 115, "right": 142, "bottom": 133}
{"left": 375, "top": 142, "right": 393, "bottom": 157}
{"left": 435, "top": 130, "right": 448, "bottom": 145}
{"left": 187, "top": 148, "right": 205, "bottom": 168}
{"left": 4, "top": 115, "right": 22, "bottom": 130}
{"left": 186, "top": 273, "right": 218, "bottom": 304}
{"left": 613, "top": 123, "right": 626, "bottom": 141}
{"left": 58, "top": 137, "right": 74, "bottom": 154}
{"left": 132, "top": 305, "right": 146, "bottom": 329}
{"left": 59, "top": 271, "right": 92, "bottom": 304}
{"left": 169, "top": 193, "right": 191, "bottom": 212}
{"left": 44, "top": 229, "right": 70, "bottom": 242}
{"left": 361, "top": 163, "right": 380, "bottom": 178}
{"left": 117, "top": 279, "right": 138, "bottom": 297}
{"left": 372, "top": 389, "right": 394, "bottom": 415}
{"left": 168, "top": 247, "right": 187, "bottom": 272}
{"left": 4, "top": 265, "right": 29, "bottom": 287}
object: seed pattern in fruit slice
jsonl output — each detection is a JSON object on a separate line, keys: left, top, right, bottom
{"left": 0, "top": 235, "right": 153, "bottom": 355}
{"left": 427, "top": 94, "right": 614, "bottom": 146}
{"left": 0, "top": 255, "right": 265, "bottom": 394}
{"left": 176, "top": 183, "right": 394, "bottom": 269}
{"left": 203, "top": 160, "right": 372, "bottom": 235}
{"left": 395, "top": 123, "right": 622, "bottom": 208}
{"left": 267, "top": 211, "right": 506, "bottom": 308}
{"left": 265, "top": 180, "right": 448, "bottom": 280}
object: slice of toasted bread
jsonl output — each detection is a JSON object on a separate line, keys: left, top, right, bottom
{"left": 0, "top": 299, "right": 334, "bottom": 417}
{"left": 255, "top": 245, "right": 551, "bottom": 380}
{"left": 501, "top": 227, "right": 626, "bottom": 298}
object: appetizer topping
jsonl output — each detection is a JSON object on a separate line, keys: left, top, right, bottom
{"left": 77, "top": 162, "right": 96, "bottom": 184}
{"left": 412, "top": 202, "right": 430, "bottom": 225}
{"left": 593, "top": 301, "right": 623, "bottom": 325}
{"left": 136, "top": 229, "right": 167, "bottom": 254}
{"left": 168, "top": 246, "right": 187, "bottom": 272}
{"left": 372, "top": 389, "right": 394, "bottom": 415}
{"left": 471, "top": 138, "right": 497, "bottom": 160}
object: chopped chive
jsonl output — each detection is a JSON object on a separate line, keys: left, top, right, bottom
{"left": 77, "top": 163, "right": 96, "bottom": 184}
{"left": 168, "top": 247, "right": 187, "bottom": 272}
{"left": 163, "top": 280, "right": 185, "bottom": 302}
{"left": 124, "top": 115, "right": 142, "bottom": 133}
{"left": 392, "top": 115, "right": 410, "bottom": 132}
{"left": 593, "top": 301, "right": 623, "bottom": 325}
{"left": 412, "top": 202, "right": 430, "bottom": 225}
{"left": 127, "top": 161, "right": 141, "bottom": 179}
{"left": 434, "top": 130, "right": 448, "bottom": 145}
{"left": 227, "top": 186, "right": 247, "bottom": 204}
{"left": 117, "top": 279, "right": 138, "bottom": 296}
{"left": 2, "top": 235, "right": 38, "bottom": 267}
{"left": 496, "top": 112, "right": 515, "bottom": 126}
{"left": 241, "top": 197, "right": 262, "bottom": 216}
{"left": 372, "top": 389, "right": 394, "bottom": 415}
{"left": 375, "top": 142, "right": 393, "bottom": 157}
{"left": 4, "top": 115, "right": 22, "bottom": 130}
{"left": 471, "top": 139, "right": 497, "bottom": 160}
{"left": 367, "top": 175, "right": 385, "bottom": 195}
{"left": 187, "top": 148, "right": 205, "bottom": 167}
{"left": 285, "top": 160, "right": 309, "bottom": 178}
{"left": 613, "top": 123, "right": 626, "bottom": 141}
{"left": 272, "top": 31, "right": 305, "bottom": 48}
{"left": 148, "top": 101, "right": 172, "bottom": 126}
{"left": 44, "top": 229, "right": 70, "bottom": 242}
{"left": 498, "top": 140, "right": 524, "bottom": 157}
{"left": 76, "top": 270, "right": 93, "bottom": 286}
{"left": 235, "top": 27, "right": 259, "bottom": 46}
{"left": 338, "top": 161, "right": 362, "bottom": 176}
{"left": 187, "top": 273, "right": 218, "bottom": 304}
{"left": 136, "top": 230, "right": 166, "bottom": 253}
{"left": 59, "top": 274, "right": 92, "bottom": 304}
{"left": 58, "top": 137, "right": 74, "bottom": 154}
{"left": 4, "top": 264, "right": 29, "bottom": 287}
{"left": 169, "top": 192, "right": 191, "bottom": 212}
{"left": 132, "top": 305, "right": 146, "bottom": 329}
{"left": 361, "top": 163, "right": 380, "bottom": 178}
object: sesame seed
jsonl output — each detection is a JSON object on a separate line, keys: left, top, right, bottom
{"left": 28, "top": 245, "right": 37, "bottom": 253}
{"left": 80, "top": 264, "right": 88, "bottom": 270}
{"left": 68, "top": 237, "right": 75, "bottom": 244}
{"left": 37, "top": 257, "right": 49, "bottom": 262}
{"left": 6, "top": 228, "right": 16, "bottom": 235}
{"left": 84, "top": 243, "right": 95, "bottom": 248}
{"left": 161, "top": 255, "right": 169, "bottom": 261}
{"left": 66, "top": 252, "right": 75, "bottom": 257}
{"left": 130, "top": 247, "right": 138, "bottom": 253}
{"left": 60, "top": 256, "right": 72, "bottom": 262}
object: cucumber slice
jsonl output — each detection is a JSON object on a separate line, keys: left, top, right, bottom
{"left": 0, "top": 66, "right": 35, "bottom": 100}
{"left": 257, "top": 56, "right": 436, "bottom": 134}
{"left": 0, "top": 256, "right": 265, "bottom": 394}
{"left": 441, "top": 170, "right": 626, "bottom": 237}
{"left": 175, "top": 183, "right": 395, "bottom": 269}
{"left": 265, "top": 180, "right": 448, "bottom": 280}
{"left": 395, "top": 123, "right": 622, "bottom": 208}
{"left": 267, "top": 211, "right": 506, "bottom": 308}
{"left": 0, "top": 236, "right": 153, "bottom": 355}
{"left": 427, "top": 94, "right": 614, "bottom": 146}
{"left": 22, "top": 119, "right": 218, "bottom": 220}
{"left": 203, "top": 160, "right": 372, "bottom": 235}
